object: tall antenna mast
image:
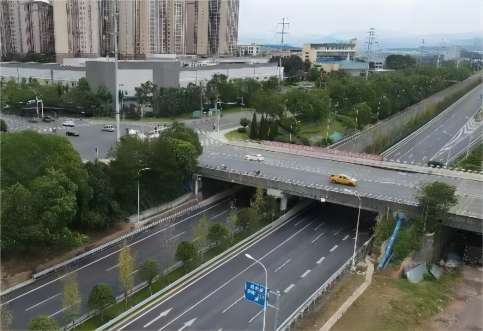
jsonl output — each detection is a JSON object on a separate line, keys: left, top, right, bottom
{"left": 277, "top": 17, "right": 289, "bottom": 81}
{"left": 366, "top": 27, "right": 376, "bottom": 64}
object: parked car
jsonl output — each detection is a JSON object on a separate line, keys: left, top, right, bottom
{"left": 329, "top": 174, "right": 357, "bottom": 186}
{"left": 427, "top": 160, "right": 444, "bottom": 168}
{"left": 28, "top": 117, "right": 39, "bottom": 123}
{"left": 62, "top": 120, "right": 75, "bottom": 127}
{"left": 42, "top": 116, "right": 55, "bottom": 123}
{"left": 66, "top": 131, "right": 79, "bottom": 137}
{"left": 102, "top": 124, "right": 115, "bottom": 132}
{"left": 244, "top": 154, "right": 264, "bottom": 161}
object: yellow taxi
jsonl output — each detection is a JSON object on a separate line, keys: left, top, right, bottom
{"left": 329, "top": 174, "right": 357, "bottom": 186}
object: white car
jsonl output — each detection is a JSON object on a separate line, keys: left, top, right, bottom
{"left": 244, "top": 154, "right": 264, "bottom": 161}
{"left": 102, "top": 124, "right": 115, "bottom": 132}
{"left": 62, "top": 120, "right": 75, "bottom": 127}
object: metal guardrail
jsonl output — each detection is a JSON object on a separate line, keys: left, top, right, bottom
{"left": 277, "top": 236, "right": 373, "bottom": 331}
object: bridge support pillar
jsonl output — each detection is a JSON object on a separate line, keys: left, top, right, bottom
{"left": 267, "top": 188, "right": 288, "bottom": 211}
{"left": 193, "top": 174, "right": 202, "bottom": 196}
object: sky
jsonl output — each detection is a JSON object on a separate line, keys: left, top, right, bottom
{"left": 238, "top": 0, "right": 483, "bottom": 47}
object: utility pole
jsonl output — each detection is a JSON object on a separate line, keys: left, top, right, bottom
{"left": 114, "top": 3, "right": 120, "bottom": 142}
{"left": 365, "top": 28, "right": 376, "bottom": 79}
{"left": 277, "top": 18, "right": 289, "bottom": 82}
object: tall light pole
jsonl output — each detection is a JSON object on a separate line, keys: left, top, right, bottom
{"left": 137, "top": 167, "right": 151, "bottom": 223}
{"left": 245, "top": 253, "right": 268, "bottom": 331}
{"left": 114, "top": 5, "right": 120, "bottom": 142}
{"left": 344, "top": 189, "right": 362, "bottom": 270}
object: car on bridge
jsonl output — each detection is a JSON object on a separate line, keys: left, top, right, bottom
{"left": 244, "top": 154, "right": 264, "bottom": 161}
{"left": 62, "top": 120, "right": 75, "bottom": 127}
{"left": 329, "top": 174, "right": 357, "bottom": 186}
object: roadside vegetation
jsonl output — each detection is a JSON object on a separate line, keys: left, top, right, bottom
{"left": 455, "top": 144, "right": 482, "bottom": 172}
{"left": 68, "top": 188, "right": 280, "bottom": 330}
{"left": 0, "top": 123, "right": 201, "bottom": 260}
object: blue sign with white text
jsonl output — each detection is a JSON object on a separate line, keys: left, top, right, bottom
{"left": 244, "top": 281, "right": 267, "bottom": 307}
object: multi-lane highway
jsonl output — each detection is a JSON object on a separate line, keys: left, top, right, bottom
{"left": 383, "top": 83, "right": 483, "bottom": 164}
{"left": 2, "top": 201, "right": 234, "bottom": 330}
{"left": 109, "top": 204, "right": 373, "bottom": 331}
{"left": 200, "top": 142, "right": 483, "bottom": 221}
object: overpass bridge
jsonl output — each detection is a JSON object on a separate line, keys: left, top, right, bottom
{"left": 197, "top": 142, "right": 483, "bottom": 233}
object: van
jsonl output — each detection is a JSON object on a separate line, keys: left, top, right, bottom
{"left": 102, "top": 124, "right": 115, "bottom": 132}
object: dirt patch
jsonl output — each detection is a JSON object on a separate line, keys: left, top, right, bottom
{"left": 1, "top": 222, "right": 132, "bottom": 291}
{"left": 420, "top": 266, "right": 483, "bottom": 331}
{"left": 295, "top": 272, "right": 365, "bottom": 331}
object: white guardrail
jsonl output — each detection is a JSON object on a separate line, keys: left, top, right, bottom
{"left": 277, "top": 236, "right": 373, "bottom": 331}
{"left": 0, "top": 188, "right": 239, "bottom": 297}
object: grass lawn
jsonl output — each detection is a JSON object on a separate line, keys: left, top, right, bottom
{"left": 297, "top": 120, "right": 346, "bottom": 144}
{"left": 331, "top": 269, "right": 461, "bottom": 331}
{"left": 225, "top": 129, "right": 249, "bottom": 141}
{"left": 455, "top": 144, "right": 482, "bottom": 172}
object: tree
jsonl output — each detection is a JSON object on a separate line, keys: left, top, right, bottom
{"left": 226, "top": 210, "right": 238, "bottom": 240}
{"left": 252, "top": 187, "right": 267, "bottom": 222}
{"left": 353, "top": 102, "right": 373, "bottom": 129}
{"left": 253, "top": 90, "right": 284, "bottom": 119}
{"left": 62, "top": 274, "right": 81, "bottom": 326}
{"left": 1, "top": 306, "right": 13, "bottom": 330}
{"left": 176, "top": 241, "right": 197, "bottom": 270}
{"left": 88, "top": 283, "right": 115, "bottom": 321}
{"left": 249, "top": 113, "right": 258, "bottom": 139}
{"left": 417, "top": 182, "right": 457, "bottom": 233}
{"left": 118, "top": 244, "right": 135, "bottom": 307}
{"left": 307, "top": 67, "right": 321, "bottom": 82}
{"left": 237, "top": 207, "right": 258, "bottom": 233}
{"left": 240, "top": 117, "right": 250, "bottom": 128}
{"left": 28, "top": 315, "right": 59, "bottom": 331}
{"left": 385, "top": 54, "right": 416, "bottom": 70}
{"left": 193, "top": 215, "right": 211, "bottom": 254}
{"left": 0, "top": 119, "right": 7, "bottom": 132}
{"left": 207, "top": 223, "right": 229, "bottom": 248}
{"left": 139, "top": 259, "right": 159, "bottom": 295}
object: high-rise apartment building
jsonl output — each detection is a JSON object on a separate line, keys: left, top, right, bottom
{"left": 208, "top": 0, "right": 239, "bottom": 56}
{"left": 0, "top": 0, "right": 54, "bottom": 59}
{"left": 53, "top": 0, "right": 100, "bottom": 61}
{"left": 185, "top": 0, "right": 208, "bottom": 55}
{"left": 148, "top": 0, "right": 186, "bottom": 55}
{"left": 118, "top": 0, "right": 149, "bottom": 58}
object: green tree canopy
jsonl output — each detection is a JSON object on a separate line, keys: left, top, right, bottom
{"left": 88, "top": 283, "right": 115, "bottom": 321}
{"left": 385, "top": 54, "right": 417, "bottom": 70}
{"left": 176, "top": 241, "right": 197, "bottom": 270}
{"left": 139, "top": 259, "right": 159, "bottom": 295}
{"left": 207, "top": 223, "right": 229, "bottom": 247}
{"left": 417, "top": 182, "right": 457, "bottom": 233}
{"left": 237, "top": 207, "right": 258, "bottom": 233}
{"left": 28, "top": 315, "right": 59, "bottom": 331}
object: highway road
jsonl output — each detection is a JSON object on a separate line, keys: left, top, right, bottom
{"left": 2, "top": 201, "right": 234, "bottom": 330}
{"left": 200, "top": 142, "right": 483, "bottom": 220}
{"left": 383, "top": 84, "right": 483, "bottom": 164}
{"left": 113, "top": 204, "right": 373, "bottom": 331}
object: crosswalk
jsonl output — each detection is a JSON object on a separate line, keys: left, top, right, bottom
{"left": 196, "top": 129, "right": 223, "bottom": 147}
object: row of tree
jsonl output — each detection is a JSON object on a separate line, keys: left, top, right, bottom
{"left": 1, "top": 123, "right": 201, "bottom": 256}
{"left": 1, "top": 78, "right": 112, "bottom": 116}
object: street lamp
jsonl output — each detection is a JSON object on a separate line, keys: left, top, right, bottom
{"left": 137, "top": 167, "right": 151, "bottom": 223}
{"left": 344, "top": 189, "right": 362, "bottom": 271}
{"left": 245, "top": 253, "right": 268, "bottom": 331}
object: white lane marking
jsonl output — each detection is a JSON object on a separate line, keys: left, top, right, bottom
{"left": 248, "top": 309, "right": 264, "bottom": 323}
{"left": 143, "top": 308, "right": 172, "bottom": 328}
{"left": 300, "top": 269, "right": 311, "bottom": 278}
{"left": 274, "top": 259, "right": 291, "bottom": 273}
{"left": 212, "top": 209, "right": 229, "bottom": 220}
{"left": 342, "top": 234, "right": 349, "bottom": 241}
{"left": 168, "top": 231, "right": 186, "bottom": 241}
{"left": 48, "top": 306, "right": 68, "bottom": 318}
{"left": 221, "top": 296, "right": 244, "bottom": 314}
{"left": 311, "top": 232, "right": 325, "bottom": 244}
{"left": 106, "top": 263, "right": 119, "bottom": 272}
{"left": 2, "top": 201, "right": 227, "bottom": 306}
{"left": 314, "top": 224, "right": 323, "bottom": 231}
{"left": 333, "top": 228, "right": 342, "bottom": 236}
{"left": 316, "top": 256, "right": 325, "bottom": 264}
{"left": 153, "top": 222, "right": 313, "bottom": 331}
{"left": 330, "top": 245, "right": 338, "bottom": 252}
{"left": 177, "top": 317, "right": 197, "bottom": 331}
{"left": 25, "top": 293, "right": 61, "bottom": 312}
{"left": 294, "top": 220, "right": 303, "bottom": 227}
{"left": 131, "top": 269, "right": 138, "bottom": 275}
{"left": 284, "top": 284, "right": 295, "bottom": 294}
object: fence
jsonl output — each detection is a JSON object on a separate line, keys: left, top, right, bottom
{"left": 277, "top": 236, "right": 373, "bottom": 331}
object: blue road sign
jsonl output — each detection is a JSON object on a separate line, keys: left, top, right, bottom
{"left": 244, "top": 281, "right": 267, "bottom": 307}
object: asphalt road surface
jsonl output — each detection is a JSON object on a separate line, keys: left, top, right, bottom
{"left": 3, "top": 201, "right": 234, "bottom": 330}
{"left": 115, "top": 204, "right": 373, "bottom": 331}
{"left": 384, "top": 84, "right": 483, "bottom": 164}
{"left": 200, "top": 143, "right": 483, "bottom": 220}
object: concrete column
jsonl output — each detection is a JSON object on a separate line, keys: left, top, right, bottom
{"left": 280, "top": 194, "right": 288, "bottom": 211}
{"left": 193, "top": 174, "right": 202, "bottom": 196}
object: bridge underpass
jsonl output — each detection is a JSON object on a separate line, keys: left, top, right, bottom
{"left": 196, "top": 166, "right": 482, "bottom": 234}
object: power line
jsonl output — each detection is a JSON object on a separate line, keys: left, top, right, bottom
{"left": 277, "top": 17, "right": 289, "bottom": 81}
